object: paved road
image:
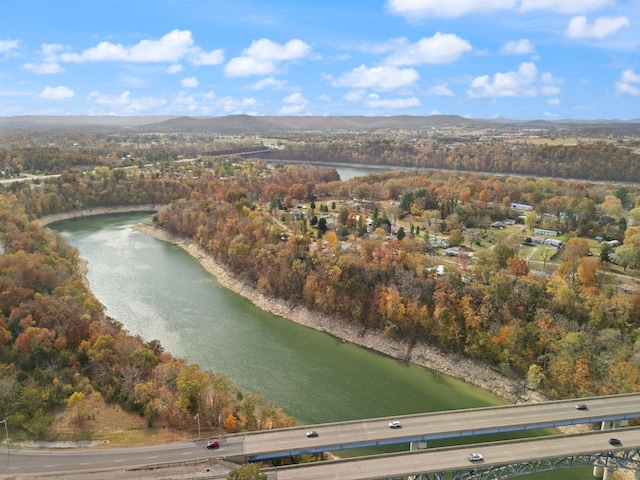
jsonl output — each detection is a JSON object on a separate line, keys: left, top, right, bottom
{"left": 0, "top": 436, "right": 242, "bottom": 479}
{"left": 269, "top": 427, "right": 640, "bottom": 480}
{"left": 2, "top": 393, "right": 639, "bottom": 478}
{"left": 243, "top": 393, "right": 640, "bottom": 460}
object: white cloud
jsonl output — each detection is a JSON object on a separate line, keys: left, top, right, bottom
{"left": 225, "top": 57, "right": 277, "bottom": 77}
{"left": 171, "top": 91, "right": 217, "bottom": 114}
{"left": 181, "top": 77, "right": 199, "bottom": 88}
{"left": 615, "top": 69, "right": 640, "bottom": 96}
{"left": 364, "top": 94, "right": 421, "bottom": 108}
{"left": 279, "top": 92, "right": 309, "bottom": 115}
{"left": 0, "top": 39, "right": 20, "bottom": 56}
{"left": 56, "top": 29, "right": 223, "bottom": 66}
{"left": 331, "top": 65, "right": 419, "bottom": 90}
{"left": 468, "top": 62, "right": 560, "bottom": 98}
{"left": 500, "top": 39, "right": 534, "bottom": 55}
{"left": 566, "top": 16, "right": 630, "bottom": 40}
{"left": 24, "top": 62, "right": 64, "bottom": 74}
{"left": 40, "top": 86, "right": 75, "bottom": 99}
{"left": 189, "top": 49, "right": 225, "bottom": 66}
{"left": 547, "top": 98, "right": 561, "bottom": 105}
{"left": 166, "top": 64, "right": 184, "bottom": 74}
{"left": 249, "top": 77, "right": 287, "bottom": 90}
{"left": 60, "top": 30, "right": 195, "bottom": 63}
{"left": 217, "top": 96, "right": 259, "bottom": 114}
{"left": 225, "top": 38, "right": 311, "bottom": 77}
{"left": 22, "top": 44, "right": 66, "bottom": 74}
{"left": 245, "top": 38, "right": 310, "bottom": 61}
{"left": 343, "top": 90, "right": 366, "bottom": 102}
{"left": 519, "top": 0, "right": 614, "bottom": 14}
{"left": 283, "top": 92, "right": 309, "bottom": 105}
{"left": 427, "top": 83, "right": 454, "bottom": 96}
{"left": 383, "top": 33, "right": 472, "bottom": 66}
{"left": 386, "top": 0, "right": 613, "bottom": 19}
{"left": 88, "top": 90, "right": 168, "bottom": 112}
{"left": 386, "top": 0, "right": 515, "bottom": 19}
{"left": 279, "top": 104, "right": 307, "bottom": 115}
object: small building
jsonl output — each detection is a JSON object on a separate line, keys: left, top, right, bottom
{"left": 543, "top": 238, "right": 564, "bottom": 248}
{"left": 533, "top": 228, "right": 561, "bottom": 236}
{"left": 511, "top": 202, "right": 534, "bottom": 211}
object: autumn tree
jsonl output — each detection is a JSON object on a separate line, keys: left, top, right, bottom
{"left": 228, "top": 464, "right": 267, "bottom": 480}
{"left": 67, "top": 391, "right": 88, "bottom": 426}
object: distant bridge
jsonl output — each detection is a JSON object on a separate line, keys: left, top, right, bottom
{"left": 201, "top": 146, "right": 271, "bottom": 157}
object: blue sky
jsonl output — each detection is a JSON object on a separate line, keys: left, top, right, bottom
{"left": 1, "top": 0, "right": 639, "bottom": 120}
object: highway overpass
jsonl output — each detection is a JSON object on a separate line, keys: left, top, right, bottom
{"left": 238, "top": 393, "right": 640, "bottom": 461}
{"left": 2, "top": 393, "right": 640, "bottom": 478}
{"left": 266, "top": 427, "right": 640, "bottom": 480}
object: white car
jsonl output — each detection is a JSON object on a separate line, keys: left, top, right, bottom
{"left": 388, "top": 421, "right": 401, "bottom": 428}
{"left": 467, "top": 453, "right": 483, "bottom": 462}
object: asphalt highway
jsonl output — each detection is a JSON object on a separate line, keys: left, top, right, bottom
{"left": 2, "top": 393, "right": 640, "bottom": 478}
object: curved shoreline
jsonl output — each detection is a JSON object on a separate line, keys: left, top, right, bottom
{"left": 131, "top": 220, "right": 547, "bottom": 405}
{"left": 40, "top": 206, "right": 546, "bottom": 404}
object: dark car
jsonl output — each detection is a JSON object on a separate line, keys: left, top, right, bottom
{"left": 306, "top": 430, "right": 318, "bottom": 438}
{"left": 206, "top": 440, "right": 220, "bottom": 449}
{"left": 609, "top": 438, "right": 621, "bottom": 446}
{"left": 575, "top": 403, "right": 587, "bottom": 410}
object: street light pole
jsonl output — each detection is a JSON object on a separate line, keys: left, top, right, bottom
{"left": 0, "top": 420, "right": 7, "bottom": 445}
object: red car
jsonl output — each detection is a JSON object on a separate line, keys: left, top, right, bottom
{"left": 206, "top": 440, "right": 220, "bottom": 449}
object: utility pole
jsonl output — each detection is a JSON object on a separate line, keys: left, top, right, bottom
{"left": 194, "top": 413, "right": 200, "bottom": 438}
{"left": 0, "top": 420, "right": 8, "bottom": 445}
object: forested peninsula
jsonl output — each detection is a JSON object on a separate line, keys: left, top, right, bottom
{"left": 132, "top": 220, "right": 543, "bottom": 404}
{"left": 3, "top": 140, "right": 640, "bottom": 442}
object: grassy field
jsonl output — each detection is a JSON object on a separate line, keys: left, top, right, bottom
{"left": 50, "top": 393, "right": 195, "bottom": 447}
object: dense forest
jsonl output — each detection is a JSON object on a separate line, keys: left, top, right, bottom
{"left": 2, "top": 129, "right": 640, "bottom": 184}
{"left": 273, "top": 137, "right": 640, "bottom": 183}
{"left": 3, "top": 128, "right": 640, "bottom": 441}
{"left": 0, "top": 178, "right": 294, "bottom": 440}
{"left": 146, "top": 164, "right": 640, "bottom": 399}
{"left": 5, "top": 159, "right": 640, "bottom": 402}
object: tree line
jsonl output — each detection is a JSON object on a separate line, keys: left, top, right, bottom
{"left": 4, "top": 156, "right": 640, "bottom": 441}
{"left": 273, "top": 137, "right": 640, "bottom": 183}
{"left": 146, "top": 163, "right": 640, "bottom": 399}
{"left": 0, "top": 176, "right": 294, "bottom": 440}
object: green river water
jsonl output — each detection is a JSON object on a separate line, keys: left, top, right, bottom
{"left": 52, "top": 211, "right": 594, "bottom": 479}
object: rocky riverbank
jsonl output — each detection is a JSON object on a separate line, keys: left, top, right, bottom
{"left": 132, "top": 220, "right": 548, "bottom": 406}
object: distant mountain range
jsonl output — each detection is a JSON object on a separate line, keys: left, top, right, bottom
{"left": 1, "top": 114, "right": 639, "bottom": 135}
